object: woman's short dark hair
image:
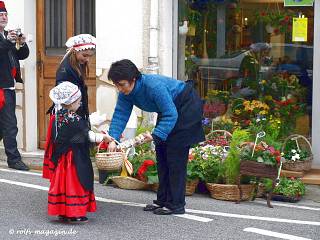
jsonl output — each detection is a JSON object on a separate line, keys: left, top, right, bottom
{"left": 108, "top": 59, "right": 142, "bottom": 84}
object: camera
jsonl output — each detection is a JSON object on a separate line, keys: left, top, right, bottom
{"left": 15, "top": 28, "right": 22, "bottom": 37}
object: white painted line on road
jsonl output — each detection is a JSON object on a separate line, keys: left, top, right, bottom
{"left": 243, "top": 227, "right": 312, "bottom": 240}
{"left": 186, "top": 209, "right": 320, "bottom": 226}
{"left": 1, "top": 177, "right": 320, "bottom": 226}
{"left": 0, "top": 179, "right": 210, "bottom": 222}
{"left": 254, "top": 200, "right": 320, "bottom": 211}
{"left": 0, "top": 179, "right": 49, "bottom": 191}
{"left": 174, "top": 213, "right": 212, "bottom": 222}
{"left": 2, "top": 168, "right": 318, "bottom": 213}
{"left": 0, "top": 168, "right": 42, "bottom": 176}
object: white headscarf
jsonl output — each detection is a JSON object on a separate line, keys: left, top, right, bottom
{"left": 49, "top": 81, "right": 81, "bottom": 110}
{"left": 65, "top": 34, "right": 96, "bottom": 52}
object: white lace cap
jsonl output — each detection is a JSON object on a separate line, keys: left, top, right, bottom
{"left": 49, "top": 82, "right": 81, "bottom": 108}
{"left": 65, "top": 34, "right": 96, "bottom": 52}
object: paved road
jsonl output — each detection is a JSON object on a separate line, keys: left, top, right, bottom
{"left": 0, "top": 167, "right": 319, "bottom": 240}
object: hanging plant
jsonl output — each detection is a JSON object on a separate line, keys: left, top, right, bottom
{"left": 254, "top": 8, "right": 295, "bottom": 34}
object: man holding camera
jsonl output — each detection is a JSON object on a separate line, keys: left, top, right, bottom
{"left": 0, "top": 1, "right": 30, "bottom": 171}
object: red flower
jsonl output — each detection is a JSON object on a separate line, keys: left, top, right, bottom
{"left": 136, "top": 159, "right": 156, "bottom": 182}
{"left": 260, "top": 11, "right": 267, "bottom": 17}
{"left": 275, "top": 156, "right": 281, "bottom": 163}
{"left": 273, "top": 28, "right": 280, "bottom": 34}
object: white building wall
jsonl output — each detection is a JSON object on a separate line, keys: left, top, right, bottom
{"left": 95, "top": 0, "right": 145, "bottom": 120}
{"left": 96, "top": 0, "right": 144, "bottom": 70}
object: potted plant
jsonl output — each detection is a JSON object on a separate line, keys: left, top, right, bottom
{"left": 254, "top": 9, "right": 294, "bottom": 35}
{"left": 206, "top": 129, "right": 255, "bottom": 201}
{"left": 186, "top": 156, "right": 203, "bottom": 195}
{"left": 263, "top": 177, "right": 306, "bottom": 202}
{"left": 203, "top": 90, "right": 230, "bottom": 118}
{"left": 281, "top": 134, "right": 313, "bottom": 172}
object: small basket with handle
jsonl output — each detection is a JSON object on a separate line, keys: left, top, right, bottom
{"left": 95, "top": 141, "right": 124, "bottom": 171}
{"left": 281, "top": 134, "right": 313, "bottom": 172}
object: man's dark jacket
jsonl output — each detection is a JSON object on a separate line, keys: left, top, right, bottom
{"left": 0, "top": 30, "right": 29, "bottom": 88}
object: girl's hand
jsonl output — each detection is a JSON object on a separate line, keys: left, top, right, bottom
{"left": 107, "top": 141, "right": 117, "bottom": 152}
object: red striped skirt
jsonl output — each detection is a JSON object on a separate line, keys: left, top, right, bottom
{"left": 42, "top": 115, "right": 55, "bottom": 180}
{"left": 48, "top": 150, "right": 96, "bottom": 217}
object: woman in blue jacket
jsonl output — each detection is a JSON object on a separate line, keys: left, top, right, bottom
{"left": 107, "top": 59, "right": 205, "bottom": 215}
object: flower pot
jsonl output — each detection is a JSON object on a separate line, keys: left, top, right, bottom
{"left": 206, "top": 183, "right": 254, "bottom": 201}
{"left": 265, "top": 24, "right": 274, "bottom": 34}
{"left": 266, "top": 194, "right": 302, "bottom": 203}
{"left": 282, "top": 158, "right": 312, "bottom": 172}
{"left": 185, "top": 179, "right": 199, "bottom": 196}
{"left": 150, "top": 179, "right": 199, "bottom": 196}
{"left": 240, "top": 161, "right": 278, "bottom": 178}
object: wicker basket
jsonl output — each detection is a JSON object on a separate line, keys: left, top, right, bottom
{"left": 111, "top": 176, "right": 148, "bottom": 190}
{"left": 95, "top": 143, "right": 124, "bottom": 171}
{"left": 206, "top": 183, "right": 254, "bottom": 201}
{"left": 149, "top": 179, "right": 199, "bottom": 196}
{"left": 186, "top": 179, "right": 199, "bottom": 196}
{"left": 206, "top": 129, "right": 232, "bottom": 140}
{"left": 281, "top": 134, "right": 313, "bottom": 172}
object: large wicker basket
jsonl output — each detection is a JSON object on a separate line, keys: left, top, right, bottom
{"left": 206, "top": 183, "right": 254, "bottom": 201}
{"left": 111, "top": 176, "right": 148, "bottom": 190}
{"left": 149, "top": 179, "right": 199, "bottom": 196}
{"left": 95, "top": 143, "right": 124, "bottom": 171}
{"left": 281, "top": 134, "right": 313, "bottom": 172}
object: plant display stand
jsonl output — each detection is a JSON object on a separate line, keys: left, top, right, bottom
{"left": 237, "top": 160, "right": 278, "bottom": 208}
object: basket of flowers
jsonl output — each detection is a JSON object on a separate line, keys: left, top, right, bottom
{"left": 109, "top": 148, "right": 155, "bottom": 190}
{"left": 281, "top": 134, "right": 313, "bottom": 172}
{"left": 95, "top": 142, "right": 125, "bottom": 171}
{"left": 203, "top": 90, "right": 230, "bottom": 118}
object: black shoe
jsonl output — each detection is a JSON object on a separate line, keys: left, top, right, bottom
{"left": 8, "top": 160, "right": 30, "bottom": 171}
{"left": 58, "top": 215, "right": 69, "bottom": 222}
{"left": 153, "top": 207, "right": 185, "bottom": 215}
{"left": 69, "top": 216, "right": 88, "bottom": 223}
{"left": 143, "top": 204, "right": 163, "bottom": 211}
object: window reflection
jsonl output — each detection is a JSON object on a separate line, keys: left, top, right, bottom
{"left": 178, "top": 0, "right": 314, "bottom": 137}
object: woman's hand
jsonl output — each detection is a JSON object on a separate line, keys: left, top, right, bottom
{"left": 142, "top": 131, "right": 153, "bottom": 143}
{"left": 103, "top": 133, "right": 114, "bottom": 143}
{"left": 108, "top": 141, "right": 117, "bottom": 152}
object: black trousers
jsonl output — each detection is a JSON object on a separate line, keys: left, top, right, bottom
{"left": 0, "top": 89, "right": 21, "bottom": 164}
{"left": 154, "top": 143, "right": 190, "bottom": 210}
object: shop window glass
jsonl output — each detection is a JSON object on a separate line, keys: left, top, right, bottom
{"left": 178, "top": 0, "right": 313, "bottom": 138}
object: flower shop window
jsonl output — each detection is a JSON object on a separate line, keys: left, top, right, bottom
{"left": 177, "top": 0, "right": 314, "bottom": 137}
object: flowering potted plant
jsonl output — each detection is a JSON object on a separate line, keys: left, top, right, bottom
{"left": 254, "top": 9, "right": 295, "bottom": 35}
{"left": 240, "top": 141, "right": 281, "bottom": 167}
{"left": 206, "top": 129, "right": 257, "bottom": 201}
{"left": 203, "top": 90, "right": 230, "bottom": 118}
{"left": 281, "top": 134, "right": 313, "bottom": 172}
{"left": 263, "top": 177, "right": 305, "bottom": 202}
{"left": 231, "top": 98, "right": 270, "bottom": 127}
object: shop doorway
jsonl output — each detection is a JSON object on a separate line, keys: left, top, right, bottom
{"left": 36, "top": 0, "right": 96, "bottom": 149}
